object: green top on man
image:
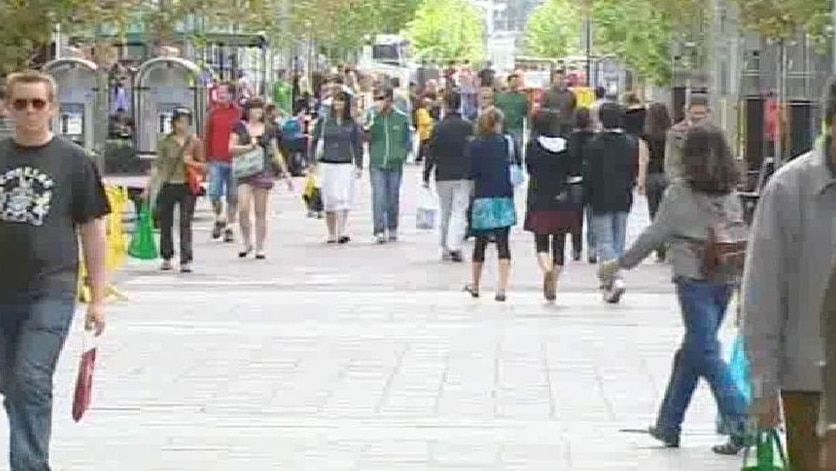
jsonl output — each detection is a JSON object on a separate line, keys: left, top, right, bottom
{"left": 494, "top": 90, "right": 528, "bottom": 134}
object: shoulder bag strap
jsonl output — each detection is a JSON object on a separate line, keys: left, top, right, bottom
{"left": 505, "top": 135, "right": 515, "bottom": 164}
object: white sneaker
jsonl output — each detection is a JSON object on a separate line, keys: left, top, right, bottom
{"left": 604, "top": 279, "right": 626, "bottom": 304}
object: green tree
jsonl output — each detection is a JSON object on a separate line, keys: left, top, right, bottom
{"left": 523, "top": 0, "right": 698, "bottom": 84}
{"left": 591, "top": 0, "right": 672, "bottom": 85}
{"left": 0, "top": 0, "right": 134, "bottom": 74}
{"left": 286, "top": 0, "right": 363, "bottom": 58}
{"left": 286, "top": 0, "right": 421, "bottom": 60}
{"left": 733, "top": 0, "right": 831, "bottom": 50}
{"left": 367, "top": 0, "right": 423, "bottom": 34}
{"left": 524, "top": 0, "right": 582, "bottom": 58}
{"left": 404, "top": 0, "right": 485, "bottom": 63}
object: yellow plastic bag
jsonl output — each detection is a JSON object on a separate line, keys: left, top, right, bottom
{"left": 303, "top": 173, "right": 319, "bottom": 200}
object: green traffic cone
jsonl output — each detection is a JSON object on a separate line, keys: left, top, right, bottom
{"left": 128, "top": 203, "right": 158, "bottom": 260}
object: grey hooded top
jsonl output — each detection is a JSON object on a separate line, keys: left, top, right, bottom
{"left": 617, "top": 181, "right": 743, "bottom": 284}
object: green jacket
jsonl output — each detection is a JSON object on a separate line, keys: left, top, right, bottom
{"left": 495, "top": 91, "right": 528, "bottom": 133}
{"left": 367, "top": 108, "right": 411, "bottom": 169}
{"left": 272, "top": 80, "right": 292, "bottom": 113}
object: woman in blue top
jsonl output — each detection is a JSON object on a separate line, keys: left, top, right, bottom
{"left": 464, "top": 107, "right": 521, "bottom": 302}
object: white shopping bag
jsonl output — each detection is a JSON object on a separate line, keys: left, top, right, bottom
{"left": 416, "top": 188, "right": 438, "bottom": 230}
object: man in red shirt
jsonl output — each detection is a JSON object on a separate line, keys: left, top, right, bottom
{"left": 204, "top": 82, "right": 242, "bottom": 241}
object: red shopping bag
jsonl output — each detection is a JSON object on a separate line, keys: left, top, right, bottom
{"left": 72, "top": 334, "right": 97, "bottom": 422}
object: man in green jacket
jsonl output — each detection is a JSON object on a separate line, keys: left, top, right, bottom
{"left": 494, "top": 72, "right": 529, "bottom": 151}
{"left": 365, "top": 87, "right": 411, "bottom": 243}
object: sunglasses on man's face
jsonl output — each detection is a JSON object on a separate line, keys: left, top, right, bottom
{"left": 11, "top": 98, "right": 48, "bottom": 112}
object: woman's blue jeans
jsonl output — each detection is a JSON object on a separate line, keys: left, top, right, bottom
{"left": 655, "top": 278, "right": 747, "bottom": 437}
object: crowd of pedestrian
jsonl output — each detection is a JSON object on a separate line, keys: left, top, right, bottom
{"left": 4, "top": 60, "right": 836, "bottom": 470}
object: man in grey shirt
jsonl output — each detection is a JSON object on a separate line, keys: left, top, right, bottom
{"left": 664, "top": 94, "right": 709, "bottom": 183}
{"left": 742, "top": 79, "right": 836, "bottom": 470}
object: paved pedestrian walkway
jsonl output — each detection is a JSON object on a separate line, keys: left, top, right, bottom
{"left": 2, "top": 167, "right": 741, "bottom": 470}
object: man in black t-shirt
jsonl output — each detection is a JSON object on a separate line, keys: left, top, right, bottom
{"left": 0, "top": 71, "right": 110, "bottom": 470}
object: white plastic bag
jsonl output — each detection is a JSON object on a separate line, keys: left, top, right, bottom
{"left": 416, "top": 188, "right": 438, "bottom": 230}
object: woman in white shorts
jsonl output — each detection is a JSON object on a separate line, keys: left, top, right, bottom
{"left": 311, "top": 91, "right": 363, "bottom": 243}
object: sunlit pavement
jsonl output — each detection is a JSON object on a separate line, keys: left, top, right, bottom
{"left": 2, "top": 166, "right": 739, "bottom": 470}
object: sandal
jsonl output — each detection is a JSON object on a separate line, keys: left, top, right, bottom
{"left": 463, "top": 284, "right": 479, "bottom": 298}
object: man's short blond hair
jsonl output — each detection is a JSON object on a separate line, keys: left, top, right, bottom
{"left": 6, "top": 71, "right": 57, "bottom": 102}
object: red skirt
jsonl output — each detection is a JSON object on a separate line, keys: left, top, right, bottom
{"left": 524, "top": 210, "right": 582, "bottom": 234}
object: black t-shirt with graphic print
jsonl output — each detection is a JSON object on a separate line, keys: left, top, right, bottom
{"left": 0, "top": 136, "right": 111, "bottom": 297}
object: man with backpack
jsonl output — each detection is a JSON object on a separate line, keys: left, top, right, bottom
{"left": 742, "top": 77, "right": 836, "bottom": 471}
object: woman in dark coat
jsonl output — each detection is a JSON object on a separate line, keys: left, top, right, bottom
{"left": 524, "top": 109, "right": 584, "bottom": 301}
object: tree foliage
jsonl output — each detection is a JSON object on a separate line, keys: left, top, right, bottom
{"left": 523, "top": 0, "right": 700, "bottom": 85}
{"left": 733, "top": 0, "right": 831, "bottom": 43}
{"left": 404, "top": 0, "right": 485, "bottom": 63}
{"left": 524, "top": 0, "right": 582, "bottom": 58}
{"left": 287, "top": 0, "right": 422, "bottom": 59}
{"left": 591, "top": 0, "right": 688, "bottom": 85}
{"left": 0, "top": 0, "right": 119, "bottom": 74}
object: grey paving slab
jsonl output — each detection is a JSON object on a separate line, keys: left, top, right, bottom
{"left": 0, "top": 166, "right": 742, "bottom": 470}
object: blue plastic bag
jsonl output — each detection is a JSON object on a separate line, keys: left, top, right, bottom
{"left": 716, "top": 333, "right": 752, "bottom": 434}
{"left": 728, "top": 334, "right": 752, "bottom": 405}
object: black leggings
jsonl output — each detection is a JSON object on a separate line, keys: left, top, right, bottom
{"left": 535, "top": 232, "right": 568, "bottom": 267}
{"left": 473, "top": 228, "right": 511, "bottom": 262}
